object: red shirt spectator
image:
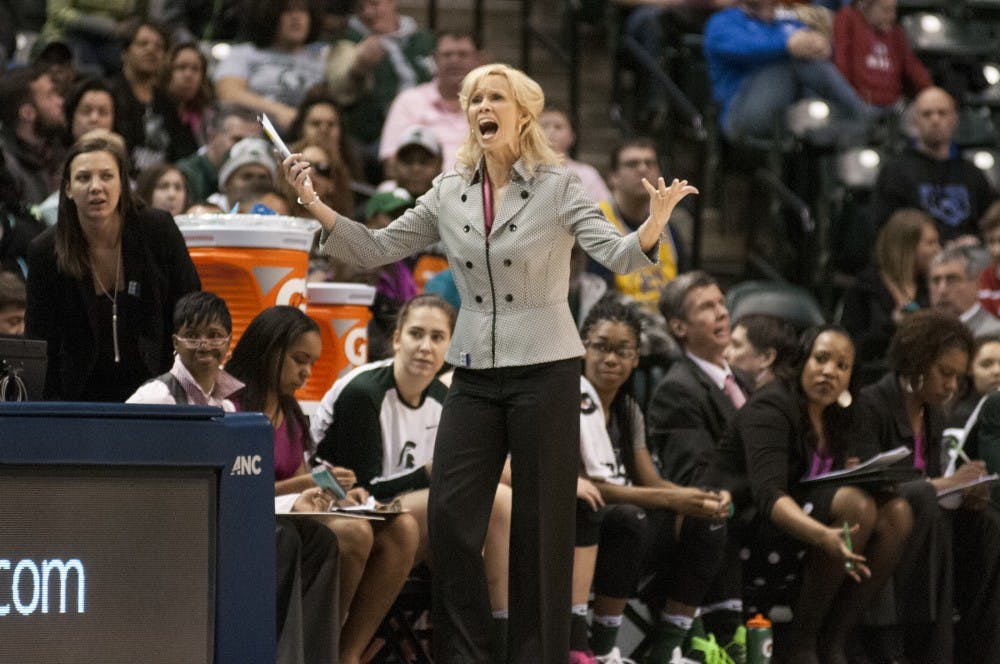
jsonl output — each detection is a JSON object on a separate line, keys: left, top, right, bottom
{"left": 833, "top": 0, "right": 932, "bottom": 107}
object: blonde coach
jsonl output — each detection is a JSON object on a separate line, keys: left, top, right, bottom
{"left": 283, "top": 62, "right": 696, "bottom": 664}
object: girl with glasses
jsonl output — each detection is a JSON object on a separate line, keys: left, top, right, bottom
{"left": 569, "top": 297, "right": 731, "bottom": 664}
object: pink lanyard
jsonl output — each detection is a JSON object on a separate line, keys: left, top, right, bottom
{"left": 482, "top": 167, "right": 495, "bottom": 238}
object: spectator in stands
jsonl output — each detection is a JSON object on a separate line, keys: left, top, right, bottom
{"left": 0, "top": 153, "right": 47, "bottom": 279}
{"left": 165, "top": 42, "right": 213, "bottom": 147}
{"left": 359, "top": 189, "right": 419, "bottom": 360}
{"left": 978, "top": 200, "right": 1000, "bottom": 316}
{"left": 235, "top": 182, "right": 293, "bottom": 216}
{"left": 929, "top": 244, "right": 1000, "bottom": 338}
{"left": 725, "top": 312, "right": 798, "bottom": 389}
{"left": 833, "top": 0, "right": 932, "bottom": 108}
{"left": 214, "top": 0, "right": 328, "bottom": 131}
{"left": 616, "top": 0, "right": 733, "bottom": 133}
{"left": 570, "top": 297, "right": 731, "bottom": 663}
{"left": 872, "top": 86, "right": 997, "bottom": 242}
{"left": 176, "top": 104, "right": 262, "bottom": 204}
{"left": 33, "top": 80, "right": 121, "bottom": 228}
{"left": 646, "top": 271, "right": 748, "bottom": 647}
{"left": 704, "top": 0, "right": 875, "bottom": 145}
{"left": 949, "top": 333, "right": 1000, "bottom": 426}
{"left": 226, "top": 304, "right": 420, "bottom": 664}
{"left": 65, "top": 78, "right": 116, "bottom": 140}
{"left": 379, "top": 29, "right": 481, "bottom": 173}
{"left": 136, "top": 164, "right": 190, "bottom": 217}
{"left": 721, "top": 325, "right": 913, "bottom": 663}
{"left": 0, "top": 65, "right": 67, "bottom": 207}
{"left": 856, "top": 310, "right": 1000, "bottom": 663}
{"left": 280, "top": 142, "right": 355, "bottom": 220}
{"left": 540, "top": 105, "right": 612, "bottom": 204}
{"left": 209, "top": 137, "right": 278, "bottom": 212}
{"left": 325, "top": 0, "right": 435, "bottom": 162}
{"left": 840, "top": 208, "right": 940, "bottom": 385}
{"left": 24, "top": 134, "right": 200, "bottom": 401}
{"left": 155, "top": 0, "right": 243, "bottom": 44}
{"left": 0, "top": 272, "right": 26, "bottom": 336}
{"left": 593, "top": 138, "right": 690, "bottom": 312}
{"left": 286, "top": 90, "right": 364, "bottom": 192}
{"left": 40, "top": 0, "right": 141, "bottom": 76}
{"left": 378, "top": 126, "right": 443, "bottom": 200}
{"left": 31, "top": 39, "right": 77, "bottom": 98}
{"left": 111, "top": 20, "right": 197, "bottom": 175}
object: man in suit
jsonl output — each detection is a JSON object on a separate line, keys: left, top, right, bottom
{"left": 647, "top": 270, "right": 751, "bottom": 659}
{"left": 648, "top": 270, "right": 751, "bottom": 486}
{"left": 929, "top": 245, "right": 1000, "bottom": 339}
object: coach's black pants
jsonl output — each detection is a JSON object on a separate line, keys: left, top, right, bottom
{"left": 429, "top": 358, "right": 580, "bottom": 664}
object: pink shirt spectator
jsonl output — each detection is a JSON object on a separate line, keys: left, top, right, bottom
{"left": 833, "top": 4, "right": 932, "bottom": 107}
{"left": 379, "top": 80, "right": 466, "bottom": 170}
{"left": 566, "top": 158, "right": 612, "bottom": 204}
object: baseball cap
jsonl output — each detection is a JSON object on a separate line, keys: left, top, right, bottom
{"left": 218, "top": 137, "right": 277, "bottom": 187}
{"left": 396, "top": 125, "right": 442, "bottom": 158}
{"left": 364, "top": 188, "right": 414, "bottom": 219}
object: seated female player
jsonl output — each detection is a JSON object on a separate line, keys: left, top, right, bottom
{"left": 226, "top": 305, "right": 419, "bottom": 664}
{"left": 311, "top": 293, "right": 514, "bottom": 662}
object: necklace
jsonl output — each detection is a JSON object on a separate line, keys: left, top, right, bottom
{"left": 92, "top": 245, "right": 122, "bottom": 363}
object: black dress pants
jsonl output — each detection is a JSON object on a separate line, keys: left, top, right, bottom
{"left": 429, "top": 358, "right": 580, "bottom": 664}
{"left": 275, "top": 517, "right": 340, "bottom": 664}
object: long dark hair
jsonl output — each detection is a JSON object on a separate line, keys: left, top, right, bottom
{"left": 580, "top": 296, "right": 644, "bottom": 479}
{"left": 56, "top": 134, "right": 137, "bottom": 279}
{"left": 226, "top": 306, "right": 319, "bottom": 439}
{"left": 780, "top": 324, "right": 858, "bottom": 459}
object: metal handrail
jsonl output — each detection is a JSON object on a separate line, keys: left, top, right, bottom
{"left": 520, "top": 0, "right": 582, "bottom": 143}
{"left": 422, "top": 0, "right": 486, "bottom": 46}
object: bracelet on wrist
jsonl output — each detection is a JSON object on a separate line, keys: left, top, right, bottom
{"left": 297, "top": 195, "right": 319, "bottom": 208}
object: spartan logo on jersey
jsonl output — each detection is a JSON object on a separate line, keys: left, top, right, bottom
{"left": 581, "top": 393, "right": 598, "bottom": 415}
{"left": 398, "top": 441, "right": 417, "bottom": 469}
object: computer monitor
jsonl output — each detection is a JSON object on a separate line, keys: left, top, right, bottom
{"left": 0, "top": 335, "right": 46, "bottom": 401}
{"left": 0, "top": 403, "right": 276, "bottom": 663}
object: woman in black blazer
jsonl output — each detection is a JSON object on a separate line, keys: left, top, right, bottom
{"left": 25, "top": 133, "right": 200, "bottom": 401}
{"left": 284, "top": 63, "right": 698, "bottom": 664}
{"left": 716, "top": 326, "right": 912, "bottom": 664}
{"left": 857, "top": 311, "right": 1000, "bottom": 663}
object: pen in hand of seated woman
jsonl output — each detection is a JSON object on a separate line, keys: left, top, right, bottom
{"left": 823, "top": 521, "right": 870, "bottom": 583}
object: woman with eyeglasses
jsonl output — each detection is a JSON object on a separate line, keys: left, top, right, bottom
{"left": 126, "top": 290, "right": 240, "bottom": 407}
{"left": 569, "top": 297, "right": 730, "bottom": 664}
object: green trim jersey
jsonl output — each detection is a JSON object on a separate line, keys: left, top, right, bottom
{"left": 312, "top": 359, "right": 448, "bottom": 500}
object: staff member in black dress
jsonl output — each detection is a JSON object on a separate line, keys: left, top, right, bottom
{"left": 283, "top": 62, "right": 697, "bottom": 664}
{"left": 25, "top": 133, "right": 200, "bottom": 401}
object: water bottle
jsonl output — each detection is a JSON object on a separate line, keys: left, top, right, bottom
{"left": 746, "top": 613, "right": 773, "bottom": 664}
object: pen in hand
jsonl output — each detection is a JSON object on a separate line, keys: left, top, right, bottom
{"left": 843, "top": 521, "right": 855, "bottom": 572}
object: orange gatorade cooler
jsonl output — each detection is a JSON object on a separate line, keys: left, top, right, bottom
{"left": 298, "top": 282, "right": 377, "bottom": 401}
{"left": 175, "top": 214, "right": 320, "bottom": 350}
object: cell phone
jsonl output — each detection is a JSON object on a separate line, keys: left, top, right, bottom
{"left": 258, "top": 113, "right": 292, "bottom": 160}
{"left": 311, "top": 466, "right": 348, "bottom": 500}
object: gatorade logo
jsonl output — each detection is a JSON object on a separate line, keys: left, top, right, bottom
{"left": 762, "top": 638, "right": 773, "bottom": 657}
{"left": 344, "top": 327, "right": 368, "bottom": 366}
